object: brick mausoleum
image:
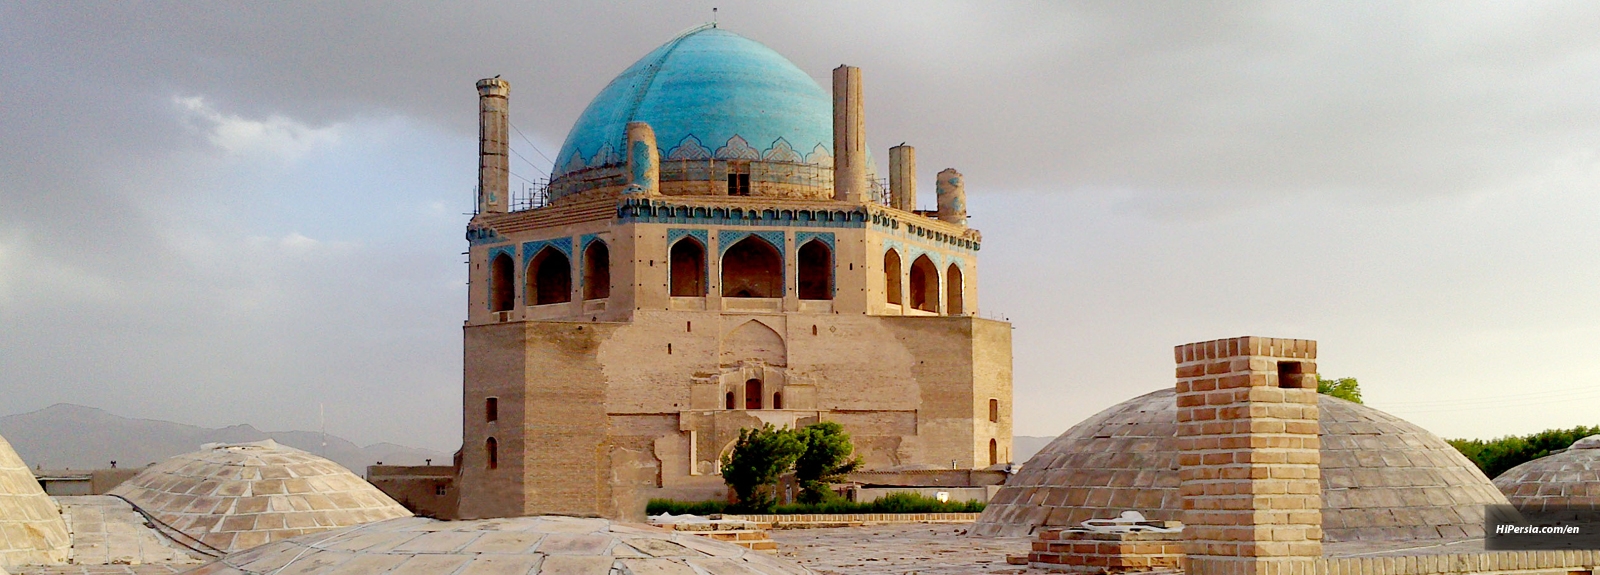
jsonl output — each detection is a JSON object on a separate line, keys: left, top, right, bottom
{"left": 455, "top": 25, "right": 1014, "bottom": 520}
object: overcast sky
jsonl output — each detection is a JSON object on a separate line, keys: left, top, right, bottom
{"left": 3, "top": 2, "right": 1599, "bottom": 454}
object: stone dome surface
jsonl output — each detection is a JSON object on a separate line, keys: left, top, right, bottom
{"left": 109, "top": 440, "right": 411, "bottom": 554}
{"left": 553, "top": 26, "right": 840, "bottom": 185}
{"left": 179, "top": 515, "right": 811, "bottom": 575}
{"left": 1493, "top": 433, "right": 1600, "bottom": 513}
{"left": 0, "top": 433, "right": 70, "bottom": 567}
{"left": 975, "top": 389, "right": 1510, "bottom": 541}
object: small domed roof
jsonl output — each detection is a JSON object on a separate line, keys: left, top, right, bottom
{"left": 553, "top": 26, "right": 839, "bottom": 186}
{"left": 109, "top": 440, "right": 411, "bottom": 554}
{"left": 1493, "top": 433, "right": 1600, "bottom": 513}
{"left": 975, "top": 389, "right": 1510, "bottom": 541}
{"left": 182, "top": 515, "right": 812, "bottom": 574}
{"left": 0, "top": 433, "right": 70, "bottom": 567}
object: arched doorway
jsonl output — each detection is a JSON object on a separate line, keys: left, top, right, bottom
{"left": 670, "top": 238, "right": 706, "bottom": 296}
{"left": 884, "top": 249, "right": 902, "bottom": 305}
{"left": 909, "top": 255, "right": 939, "bottom": 312}
{"left": 946, "top": 264, "right": 964, "bottom": 315}
{"left": 527, "top": 247, "right": 572, "bottom": 305}
{"left": 745, "top": 379, "right": 763, "bottom": 410}
{"left": 722, "top": 236, "right": 782, "bottom": 298}
{"left": 489, "top": 253, "right": 515, "bottom": 312}
{"left": 582, "top": 241, "right": 610, "bottom": 300}
{"left": 797, "top": 240, "right": 833, "bottom": 300}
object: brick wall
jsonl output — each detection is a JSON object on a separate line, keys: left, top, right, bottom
{"left": 1029, "top": 529, "right": 1185, "bottom": 573}
{"left": 1176, "top": 337, "right": 1322, "bottom": 575}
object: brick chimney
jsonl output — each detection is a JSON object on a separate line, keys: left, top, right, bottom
{"left": 1174, "top": 337, "right": 1322, "bottom": 575}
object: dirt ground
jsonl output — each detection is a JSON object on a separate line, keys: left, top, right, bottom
{"left": 771, "top": 522, "right": 1034, "bottom": 575}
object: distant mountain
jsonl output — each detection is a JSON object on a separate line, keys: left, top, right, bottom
{"left": 0, "top": 403, "right": 451, "bottom": 474}
{"left": 1013, "top": 435, "right": 1057, "bottom": 464}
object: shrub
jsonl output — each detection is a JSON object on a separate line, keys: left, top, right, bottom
{"left": 794, "top": 422, "right": 861, "bottom": 504}
{"left": 648, "top": 492, "right": 985, "bottom": 516}
{"left": 646, "top": 498, "right": 728, "bottom": 516}
{"left": 720, "top": 424, "right": 805, "bottom": 513}
{"left": 1317, "top": 377, "right": 1363, "bottom": 404}
{"left": 1449, "top": 425, "right": 1600, "bottom": 478}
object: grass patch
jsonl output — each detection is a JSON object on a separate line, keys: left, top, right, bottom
{"left": 647, "top": 492, "right": 985, "bottom": 516}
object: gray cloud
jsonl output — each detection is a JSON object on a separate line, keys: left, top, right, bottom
{"left": 3, "top": 1, "right": 1599, "bottom": 451}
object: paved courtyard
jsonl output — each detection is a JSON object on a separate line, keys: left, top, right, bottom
{"left": 771, "top": 523, "right": 1032, "bottom": 575}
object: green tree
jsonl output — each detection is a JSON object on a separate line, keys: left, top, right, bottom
{"left": 1316, "top": 377, "right": 1363, "bottom": 404}
{"left": 794, "top": 422, "right": 862, "bottom": 504}
{"left": 1449, "top": 425, "right": 1600, "bottom": 478}
{"left": 720, "top": 424, "right": 804, "bottom": 513}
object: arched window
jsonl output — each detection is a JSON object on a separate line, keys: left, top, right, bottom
{"left": 988, "top": 398, "right": 999, "bottom": 423}
{"left": 490, "top": 253, "right": 515, "bottom": 312}
{"left": 797, "top": 240, "right": 833, "bottom": 300}
{"left": 486, "top": 437, "right": 499, "bottom": 470}
{"left": 745, "top": 379, "right": 763, "bottom": 410}
{"left": 527, "top": 247, "right": 572, "bottom": 305}
{"left": 947, "top": 264, "right": 964, "bottom": 315}
{"left": 722, "top": 236, "right": 782, "bottom": 298}
{"left": 989, "top": 438, "right": 998, "bottom": 466}
{"left": 582, "top": 241, "right": 610, "bottom": 300}
{"left": 884, "top": 250, "right": 902, "bottom": 305}
{"left": 725, "top": 392, "right": 735, "bottom": 410}
{"left": 670, "top": 238, "right": 706, "bottom": 297}
{"left": 772, "top": 392, "right": 783, "bottom": 410}
{"left": 909, "top": 255, "right": 939, "bottom": 312}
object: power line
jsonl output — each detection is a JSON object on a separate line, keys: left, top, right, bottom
{"left": 1378, "top": 385, "right": 1600, "bottom": 407}
{"left": 508, "top": 146, "right": 548, "bottom": 179}
{"left": 508, "top": 169, "right": 542, "bottom": 187}
{"left": 508, "top": 121, "right": 554, "bottom": 165}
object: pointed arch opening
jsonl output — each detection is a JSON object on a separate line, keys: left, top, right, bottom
{"left": 486, "top": 437, "right": 499, "bottom": 470}
{"left": 670, "top": 238, "right": 707, "bottom": 297}
{"left": 722, "top": 236, "right": 782, "bottom": 298}
{"left": 946, "top": 264, "right": 964, "bottom": 315}
{"left": 884, "top": 249, "right": 903, "bottom": 305}
{"left": 989, "top": 438, "right": 998, "bottom": 466}
{"left": 527, "top": 247, "right": 572, "bottom": 305}
{"left": 582, "top": 240, "right": 610, "bottom": 300}
{"left": 909, "top": 255, "right": 939, "bottom": 312}
{"left": 797, "top": 240, "right": 833, "bottom": 300}
{"left": 489, "top": 253, "right": 515, "bottom": 312}
{"left": 744, "top": 379, "right": 763, "bottom": 410}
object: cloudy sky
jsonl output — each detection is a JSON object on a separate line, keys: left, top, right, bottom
{"left": 3, "top": 2, "right": 1598, "bottom": 453}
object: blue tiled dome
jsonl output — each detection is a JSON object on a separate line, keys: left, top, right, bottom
{"left": 552, "top": 26, "right": 840, "bottom": 185}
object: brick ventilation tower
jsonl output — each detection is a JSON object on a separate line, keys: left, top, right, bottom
{"left": 1175, "top": 337, "right": 1321, "bottom": 575}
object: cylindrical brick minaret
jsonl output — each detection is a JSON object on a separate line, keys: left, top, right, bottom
{"left": 626, "top": 121, "right": 659, "bottom": 196}
{"left": 832, "top": 65, "right": 867, "bottom": 203}
{"left": 1174, "top": 337, "right": 1322, "bottom": 575}
{"left": 477, "top": 78, "right": 510, "bottom": 214}
{"left": 935, "top": 168, "right": 967, "bottom": 226}
{"left": 889, "top": 144, "right": 915, "bottom": 212}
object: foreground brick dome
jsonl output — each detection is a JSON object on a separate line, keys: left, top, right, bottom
{"left": 1494, "top": 433, "right": 1600, "bottom": 514}
{"left": 179, "top": 515, "right": 812, "bottom": 574}
{"left": 0, "top": 433, "right": 70, "bottom": 568}
{"left": 110, "top": 440, "right": 411, "bottom": 553}
{"left": 975, "top": 389, "right": 1509, "bottom": 540}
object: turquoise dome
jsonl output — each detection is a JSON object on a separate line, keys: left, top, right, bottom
{"left": 553, "top": 26, "right": 837, "bottom": 183}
